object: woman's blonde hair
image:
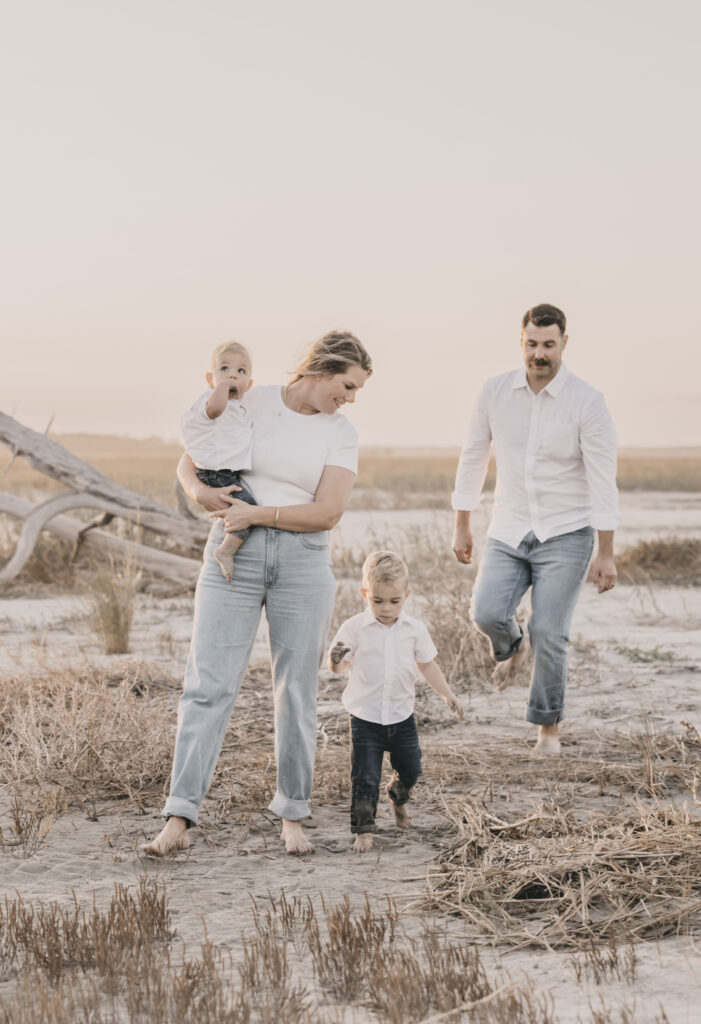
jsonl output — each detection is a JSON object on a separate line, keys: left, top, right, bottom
{"left": 289, "top": 330, "right": 372, "bottom": 384}
{"left": 362, "top": 550, "right": 409, "bottom": 590}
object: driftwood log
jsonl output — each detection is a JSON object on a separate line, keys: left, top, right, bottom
{"left": 0, "top": 412, "right": 207, "bottom": 590}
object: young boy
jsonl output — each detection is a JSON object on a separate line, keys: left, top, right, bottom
{"left": 327, "top": 550, "right": 464, "bottom": 853}
{"left": 181, "top": 341, "right": 257, "bottom": 581}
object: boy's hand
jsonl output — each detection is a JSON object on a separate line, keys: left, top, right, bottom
{"left": 446, "top": 695, "right": 464, "bottom": 720}
{"left": 329, "top": 642, "right": 351, "bottom": 667}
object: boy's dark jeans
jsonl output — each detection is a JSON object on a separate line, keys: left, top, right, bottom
{"left": 195, "top": 468, "right": 257, "bottom": 542}
{"left": 350, "top": 714, "right": 422, "bottom": 834}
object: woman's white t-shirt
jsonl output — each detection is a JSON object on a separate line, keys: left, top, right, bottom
{"left": 241, "top": 385, "right": 358, "bottom": 506}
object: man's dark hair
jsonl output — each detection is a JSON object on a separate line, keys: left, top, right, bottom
{"left": 521, "top": 303, "right": 566, "bottom": 335}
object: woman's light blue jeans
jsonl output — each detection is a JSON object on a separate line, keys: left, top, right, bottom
{"left": 471, "top": 527, "right": 595, "bottom": 725}
{"left": 163, "top": 522, "right": 335, "bottom": 825}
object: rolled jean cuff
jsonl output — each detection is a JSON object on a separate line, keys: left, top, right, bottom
{"left": 268, "top": 791, "right": 310, "bottom": 821}
{"left": 351, "top": 822, "right": 379, "bottom": 835}
{"left": 162, "top": 796, "right": 199, "bottom": 826}
{"left": 493, "top": 627, "right": 524, "bottom": 663}
{"left": 526, "top": 706, "right": 564, "bottom": 726}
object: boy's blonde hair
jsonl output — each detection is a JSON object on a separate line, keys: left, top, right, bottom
{"left": 210, "top": 341, "right": 252, "bottom": 372}
{"left": 361, "top": 550, "right": 409, "bottom": 590}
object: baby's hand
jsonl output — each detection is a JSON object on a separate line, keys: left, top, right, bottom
{"left": 329, "top": 642, "right": 351, "bottom": 668}
{"left": 446, "top": 695, "right": 464, "bottom": 720}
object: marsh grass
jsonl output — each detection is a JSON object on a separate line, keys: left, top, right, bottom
{"left": 614, "top": 536, "right": 701, "bottom": 586}
{"left": 0, "top": 790, "right": 65, "bottom": 859}
{"left": 423, "top": 799, "right": 701, "bottom": 947}
{"left": 84, "top": 554, "right": 142, "bottom": 654}
{"left": 0, "top": 663, "right": 174, "bottom": 815}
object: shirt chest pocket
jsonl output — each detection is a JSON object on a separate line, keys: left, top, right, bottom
{"left": 540, "top": 421, "right": 580, "bottom": 460}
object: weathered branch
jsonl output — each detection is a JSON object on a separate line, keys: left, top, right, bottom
{"left": 0, "top": 492, "right": 200, "bottom": 591}
{"left": 0, "top": 410, "right": 208, "bottom": 552}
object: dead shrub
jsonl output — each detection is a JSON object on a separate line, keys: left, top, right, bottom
{"left": 568, "top": 933, "right": 638, "bottom": 985}
{"left": 0, "top": 790, "right": 64, "bottom": 858}
{"left": 425, "top": 800, "right": 701, "bottom": 947}
{"left": 84, "top": 553, "right": 142, "bottom": 654}
{"left": 309, "top": 894, "right": 397, "bottom": 1002}
{"left": 614, "top": 536, "right": 701, "bottom": 586}
{"left": 0, "top": 663, "right": 174, "bottom": 812}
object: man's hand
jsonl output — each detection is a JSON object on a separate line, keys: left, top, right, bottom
{"left": 591, "top": 554, "right": 617, "bottom": 593}
{"left": 329, "top": 642, "right": 351, "bottom": 668}
{"left": 452, "top": 524, "right": 473, "bottom": 565}
{"left": 445, "top": 694, "right": 464, "bottom": 719}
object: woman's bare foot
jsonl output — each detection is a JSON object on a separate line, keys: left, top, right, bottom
{"left": 281, "top": 818, "right": 315, "bottom": 855}
{"left": 391, "top": 802, "right": 412, "bottom": 829}
{"left": 492, "top": 632, "right": 530, "bottom": 689}
{"left": 532, "top": 723, "right": 561, "bottom": 756}
{"left": 141, "top": 816, "right": 190, "bottom": 856}
{"left": 354, "top": 834, "right": 374, "bottom": 853}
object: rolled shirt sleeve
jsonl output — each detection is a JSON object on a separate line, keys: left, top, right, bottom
{"left": 580, "top": 393, "right": 621, "bottom": 531}
{"left": 451, "top": 383, "right": 492, "bottom": 511}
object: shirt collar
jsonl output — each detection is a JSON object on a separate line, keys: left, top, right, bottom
{"left": 512, "top": 362, "right": 569, "bottom": 397}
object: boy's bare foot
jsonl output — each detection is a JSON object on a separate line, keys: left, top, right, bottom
{"left": 141, "top": 816, "right": 190, "bottom": 856}
{"left": 532, "top": 723, "right": 561, "bottom": 756}
{"left": 214, "top": 546, "right": 235, "bottom": 582}
{"left": 354, "top": 834, "right": 374, "bottom": 853}
{"left": 391, "top": 802, "right": 412, "bottom": 829}
{"left": 281, "top": 819, "right": 315, "bottom": 855}
{"left": 492, "top": 632, "right": 530, "bottom": 690}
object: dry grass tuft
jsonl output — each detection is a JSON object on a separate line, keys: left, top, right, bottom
{"left": 0, "top": 790, "right": 65, "bottom": 858}
{"left": 615, "top": 536, "right": 701, "bottom": 586}
{"left": 568, "top": 934, "right": 637, "bottom": 985}
{"left": 0, "top": 663, "right": 174, "bottom": 815}
{"left": 84, "top": 554, "right": 142, "bottom": 653}
{"left": 424, "top": 799, "right": 701, "bottom": 947}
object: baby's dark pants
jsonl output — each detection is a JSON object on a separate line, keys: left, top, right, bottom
{"left": 194, "top": 468, "right": 257, "bottom": 542}
{"left": 349, "top": 714, "right": 422, "bottom": 834}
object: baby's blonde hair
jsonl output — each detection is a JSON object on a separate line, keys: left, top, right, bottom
{"left": 210, "top": 341, "right": 252, "bottom": 372}
{"left": 361, "top": 550, "right": 409, "bottom": 590}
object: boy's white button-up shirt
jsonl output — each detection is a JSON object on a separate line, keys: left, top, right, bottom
{"left": 451, "top": 364, "right": 620, "bottom": 549}
{"left": 330, "top": 609, "right": 438, "bottom": 725}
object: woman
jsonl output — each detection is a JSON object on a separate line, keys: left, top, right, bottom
{"left": 145, "top": 331, "right": 372, "bottom": 856}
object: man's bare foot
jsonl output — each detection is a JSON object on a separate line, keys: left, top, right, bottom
{"left": 354, "top": 834, "right": 374, "bottom": 853}
{"left": 391, "top": 802, "right": 412, "bottom": 829}
{"left": 141, "top": 816, "right": 190, "bottom": 856}
{"left": 492, "top": 632, "right": 530, "bottom": 690}
{"left": 532, "top": 723, "right": 561, "bottom": 756}
{"left": 214, "top": 546, "right": 235, "bottom": 582}
{"left": 281, "top": 818, "right": 315, "bottom": 855}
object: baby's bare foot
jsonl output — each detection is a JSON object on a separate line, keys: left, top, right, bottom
{"left": 532, "top": 724, "right": 561, "bottom": 756}
{"left": 214, "top": 546, "right": 234, "bottom": 582}
{"left": 391, "top": 803, "right": 412, "bottom": 829}
{"left": 281, "top": 819, "right": 315, "bottom": 855}
{"left": 141, "top": 816, "right": 190, "bottom": 857}
{"left": 354, "top": 834, "right": 374, "bottom": 853}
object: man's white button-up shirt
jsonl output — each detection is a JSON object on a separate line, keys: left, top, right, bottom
{"left": 330, "top": 609, "right": 438, "bottom": 725}
{"left": 451, "top": 364, "right": 620, "bottom": 549}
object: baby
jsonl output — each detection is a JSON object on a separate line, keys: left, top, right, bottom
{"left": 181, "top": 341, "right": 257, "bottom": 581}
{"left": 327, "top": 550, "right": 464, "bottom": 852}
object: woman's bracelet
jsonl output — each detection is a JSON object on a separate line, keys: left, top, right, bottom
{"left": 274, "top": 507, "right": 280, "bottom": 526}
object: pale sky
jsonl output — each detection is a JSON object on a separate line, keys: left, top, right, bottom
{"left": 2, "top": 0, "right": 700, "bottom": 447}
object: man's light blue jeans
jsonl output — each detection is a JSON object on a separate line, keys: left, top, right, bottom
{"left": 163, "top": 522, "right": 336, "bottom": 825}
{"left": 471, "top": 527, "right": 595, "bottom": 725}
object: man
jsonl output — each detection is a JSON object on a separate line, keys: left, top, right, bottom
{"left": 452, "top": 303, "right": 619, "bottom": 754}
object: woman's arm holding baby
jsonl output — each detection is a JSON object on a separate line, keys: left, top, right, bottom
{"left": 221, "top": 465, "right": 356, "bottom": 534}
{"left": 417, "top": 661, "right": 464, "bottom": 719}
